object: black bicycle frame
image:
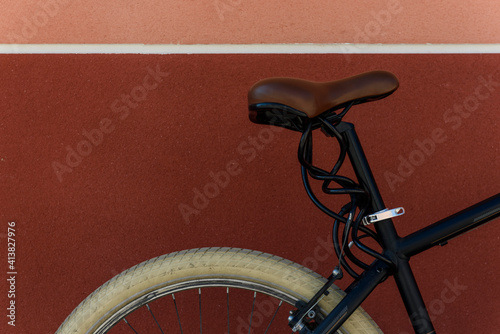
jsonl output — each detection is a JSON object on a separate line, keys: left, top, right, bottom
{"left": 309, "top": 122, "right": 500, "bottom": 334}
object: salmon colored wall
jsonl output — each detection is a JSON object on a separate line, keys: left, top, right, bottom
{"left": 1, "top": 0, "right": 500, "bottom": 43}
{"left": 0, "top": 54, "right": 499, "bottom": 333}
{"left": 1, "top": 1, "right": 500, "bottom": 334}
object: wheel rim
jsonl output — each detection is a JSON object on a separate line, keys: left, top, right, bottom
{"left": 92, "top": 277, "right": 344, "bottom": 334}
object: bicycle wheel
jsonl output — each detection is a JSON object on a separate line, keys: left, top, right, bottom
{"left": 56, "top": 247, "right": 382, "bottom": 333}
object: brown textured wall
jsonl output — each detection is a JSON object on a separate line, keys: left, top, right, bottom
{"left": 1, "top": 54, "right": 499, "bottom": 333}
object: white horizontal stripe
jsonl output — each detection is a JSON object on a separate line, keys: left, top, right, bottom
{"left": 1, "top": 44, "right": 500, "bottom": 54}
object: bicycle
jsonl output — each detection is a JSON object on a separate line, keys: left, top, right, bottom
{"left": 56, "top": 70, "right": 500, "bottom": 334}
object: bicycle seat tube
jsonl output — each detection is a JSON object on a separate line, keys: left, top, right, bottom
{"left": 335, "top": 121, "right": 436, "bottom": 334}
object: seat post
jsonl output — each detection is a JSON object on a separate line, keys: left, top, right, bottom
{"left": 335, "top": 122, "right": 400, "bottom": 250}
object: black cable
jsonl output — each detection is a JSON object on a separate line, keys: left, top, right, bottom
{"left": 297, "top": 106, "right": 395, "bottom": 279}
{"left": 333, "top": 215, "right": 360, "bottom": 279}
{"left": 351, "top": 213, "right": 394, "bottom": 266}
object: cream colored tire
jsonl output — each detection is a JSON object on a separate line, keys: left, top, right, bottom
{"left": 56, "top": 247, "right": 382, "bottom": 333}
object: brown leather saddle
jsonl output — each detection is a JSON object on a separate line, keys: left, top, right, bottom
{"left": 248, "top": 71, "right": 399, "bottom": 131}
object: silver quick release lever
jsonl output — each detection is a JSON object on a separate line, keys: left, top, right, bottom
{"left": 362, "top": 207, "right": 405, "bottom": 226}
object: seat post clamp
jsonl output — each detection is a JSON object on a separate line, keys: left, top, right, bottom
{"left": 362, "top": 207, "right": 405, "bottom": 226}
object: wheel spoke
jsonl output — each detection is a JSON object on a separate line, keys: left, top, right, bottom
{"left": 248, "top": 291, "right": 256, "bottom": 334}
{"left": 264, "top": 300, "right": 283, "bottom": 334}
{"left": 146, "top": 303, "right": 165, "bottom": 334}
{"left": 199, "top": 288, "right": 202, "bottom": 334}
{"left": 123, "top": 318, "right": 138, "bottom": 334}
{"left": 172, "top": 294, "right": 184, "bottom": 334}
{"left": 57, "top": 249, "right": 366, "bottom": 334}
{"left": 227, "top": 288, "right": 230, "bottom": 334}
